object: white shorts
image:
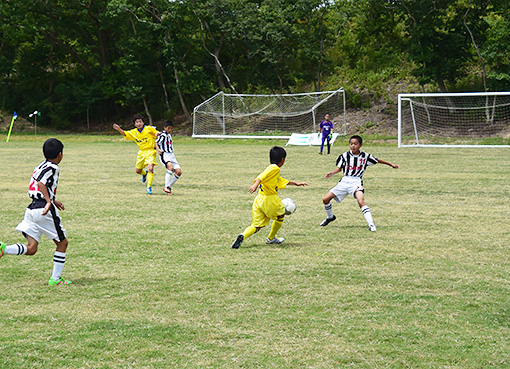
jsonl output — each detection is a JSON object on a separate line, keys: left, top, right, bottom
{"left": 16, "top": 203, "right": 67, "bottom": 242}
{"left": 329, "top": 176, "right": 364, "bottom": 203}
{"left": 159, "top": 152, "right": 181, "bottom": 170}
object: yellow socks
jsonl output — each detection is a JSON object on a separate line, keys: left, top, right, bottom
{"left": 267, "top": 218, "right": 283, "bottom": 240}
{"left": 147, "top": 173, "right": 154, "bottom": 187}
{"left": 242, "top": 225, "right": 258, "bottom": 239}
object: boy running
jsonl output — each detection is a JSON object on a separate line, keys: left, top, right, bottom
{"left": 156, "top": 120, "right": 182, "bottom": 195}
{"left": 1, "top": 138, "right": 71, "bottom": 285}
{"left": 231, "top": 146, "right": 308, "bottom": 249}
{"left": 113, "top": 114, "right": 158, "bottom": 194}
{"left": 320, "top": 135, "right": 398, "bottom": 231}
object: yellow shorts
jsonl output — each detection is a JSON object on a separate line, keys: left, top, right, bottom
{"left": 251, "top": 194, "right": 285, "bottom": 228}
{"left": 135, "top": 149, "right": 157, "bottom": 169}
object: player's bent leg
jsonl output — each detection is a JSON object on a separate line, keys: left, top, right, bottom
{"left": 320, "top": 192, "right": 337, "bottom": 227}
{"left": 267, "top": 215, "right": 284, "bottom": 242}
{"left": 355, "top": 191, "right": 375, "bottom": 231}
{"left": 25, "top": 236, "right": 39, "bottom": 256}
{"left": 232, "top": 225, "right": 262, "bottom": 249}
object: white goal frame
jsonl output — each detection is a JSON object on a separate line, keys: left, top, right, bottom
{"left": 192, "top": 88, "right": 346, "bottom": 139}
{"left": 398, "top": 92, "right": 510, "bottom": 148}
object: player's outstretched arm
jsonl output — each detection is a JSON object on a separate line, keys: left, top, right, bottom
{"left": 325, "top": 167, "right": 341, "bottom": 178}
{"left": 288, "top": 181, "right": 308, "bottom": 187}
{"left": 113, "top": 124, "right": 126, "bottom": 136}
{"left": 377, "top": 159, "right": 398, "bottom": 169}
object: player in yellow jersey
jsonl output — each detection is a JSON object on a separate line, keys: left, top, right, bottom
{"left": 231, "top": 146, "right": 308, "bottom": 249}
{"left": 113, "top": 114, "right": 159, "bottom": 194}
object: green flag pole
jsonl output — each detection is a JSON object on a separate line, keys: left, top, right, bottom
{"left": 6, "top": 111, "right": 17, "bottom": 142}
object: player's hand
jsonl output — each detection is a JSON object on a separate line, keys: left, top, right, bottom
{"left": 113, "top": 124, "right": 120, "bottom": 130}
{"left": 54, "top": 200, "right": 65, "bottom": 211}
{"left": 325, "top": 172, "right": 334, "bottom": 178}
{"left": 248, "top": 184, "right": 258, "bottom": 194}
{"left": 41, "top": 202, "right": 52, "bottom": 216}
{"left": 328, "top": 134, "right": 332, "bottom": 139}
{"left": 392, "top": 164, "right": 399, "bottom": 169}
{"left": 297, "top": 182, "right": 308, "bottom": 187}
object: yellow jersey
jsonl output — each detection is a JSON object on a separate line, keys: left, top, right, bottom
{"left": 124, "top": 125, "right": 158, "bottom": 151}
{"left": 255, "top": 164, "right": 289, "bottom": 196}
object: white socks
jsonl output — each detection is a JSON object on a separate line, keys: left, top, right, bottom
{"left": 52, "top": 251, "right": 66, "bottom": 281}
{"left": 324, "top": 202, "right": 334, "bottom": 219}
{"left": 361, "top": 205, "right": 375, "bottom": 226}
{"left": 4, "top": 243, "right": 27, "bottom": 255}
{"left": 167, "top": 172, "right": 180, "bottom": 188}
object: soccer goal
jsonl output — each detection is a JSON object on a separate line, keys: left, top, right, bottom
{"left": 398, "top": 92, "right": 510, "bottom": 147}
{"left": 192, "top": 88, "right": 346, "bottom": 138}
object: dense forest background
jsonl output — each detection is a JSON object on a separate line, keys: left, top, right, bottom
{"left": 0, "top": 0, "right": 509, "bottom": 132}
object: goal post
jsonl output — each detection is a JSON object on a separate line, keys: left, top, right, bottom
{"left": 398, "top": 92, "right": 510, "bottom": 147}
{"left": 192, "top": 88, "right": 346, "bottom": 139}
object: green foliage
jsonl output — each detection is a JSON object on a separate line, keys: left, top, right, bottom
{"left": 0, "top": 0, "right": 509, "bottom": 129}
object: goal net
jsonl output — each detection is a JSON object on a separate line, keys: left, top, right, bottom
{"left": 398, "top": 92, "right": 510, "bottom": 147}
{"left": 192, "top": 89, "right": 346, "bottom": 138}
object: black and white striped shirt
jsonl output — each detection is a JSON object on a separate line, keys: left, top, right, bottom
{"left": 28, "top": 160, "right": 59, "bottom": 201}
{"left": 336, "top": 151, "right": 378, "bottom": 178}
{"left": 156, "top": 131, "right": 174, "bottom": 153}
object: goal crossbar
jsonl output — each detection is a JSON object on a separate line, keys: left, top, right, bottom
{"left": 192, "top": 88, "right": 346, "bottom": 138}
{"left": 398, "top": 92, "right": 510, "bottom": 148}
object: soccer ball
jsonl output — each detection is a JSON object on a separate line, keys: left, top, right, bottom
{"left": 282, "top": 198, "right": 297, "bottom": 215}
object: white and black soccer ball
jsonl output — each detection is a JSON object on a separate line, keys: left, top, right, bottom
{"left": 282, "top": 198, "right": 297, "bottom": 215}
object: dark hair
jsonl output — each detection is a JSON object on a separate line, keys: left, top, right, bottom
{"left": 270, "top": 146, "right": 287, "bottom": 165}
{"left": 132, "top": 114, "right": 145, "bottom": 123}
{"left": 43, "top": 138, "right": 64, "bottom": 160}
{"left": 350, "top": 135, "right": 363, "bottom": 145}
{"left": 163, "top": 120, "right": 174, "bottom": 127}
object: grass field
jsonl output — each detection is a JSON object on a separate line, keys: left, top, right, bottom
{"left": 0, "top": 135, "right": 509, "bottom": 368}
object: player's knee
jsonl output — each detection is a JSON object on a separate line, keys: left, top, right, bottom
{"left": 26, "top": 244, "right": 38, "bottom": 255}
{"left": 175, "top": 168, "right": 182, "bottom": 176}
{"left": 55, "top": 238, "right": 68, "bottom": 253}
{"left": 136, "top": 168, "right": 142, "bottom": 174}
{"left": 277, "top": 215, "right": 284, "bottom": 221}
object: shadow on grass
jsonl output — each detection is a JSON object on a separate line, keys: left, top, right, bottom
{"left": 67, "top": 277, "right": 115, "bottom": 285}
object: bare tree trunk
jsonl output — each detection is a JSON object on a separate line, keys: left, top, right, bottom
{"left": 143, "top": 97, "right": 153, "bottom": 125}
{"left": 87, "top": 105, "right": 90, "bottom": 131}
{"left": 463, "top": 9, "right": 487, "bottom": 92}
{"left": 174, "top": 67, "right": 192, "bottom": 123}
{"left": 157, "top": 62, "right": 171, "bottom": 111}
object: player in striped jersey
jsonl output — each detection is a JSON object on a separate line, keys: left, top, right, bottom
{"left": 1, "top": 138, "right": 71, "bottom": 285}
{"left": 320, "top": 135, "right": 398, "bottom": 231}
{"left": 113, "top": 114, "right": 158, "bottom": 194}
{"left": 156, "top": 121, "right": 182, "bottom": 195}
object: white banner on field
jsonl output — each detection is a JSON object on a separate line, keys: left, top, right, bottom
{"left": 285, "top": 132, "right": 340, "bottom": 146}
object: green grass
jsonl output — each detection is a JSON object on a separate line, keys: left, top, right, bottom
{"left": 0, "top": 135, "right": 509, "bottom": 368}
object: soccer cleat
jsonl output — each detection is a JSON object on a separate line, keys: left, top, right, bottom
{"left": 163, "top": 187, "right": 172, "bottom": 195}
{"left": 48, "top": 277, "right": 72, "bottom": 286}
{"left": 265, "top": 237, "right": 284, "bottom": 245}
{"left": 146, "top": 187, "right": 152, "bottom": 195}
{"left": 320, "top": 215, "right": 336, "bottom": 227}
{"left": 142, "top": 172, "right": 147, "bottom": 183}
{"left": 0, "top": 242, "right": 5, "bottom": 258}
{"left": 369, "top": 224, "right": 377, "bottom": 232}
{"left": 231, "top": 234, "right": 244, "bottom": 249}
